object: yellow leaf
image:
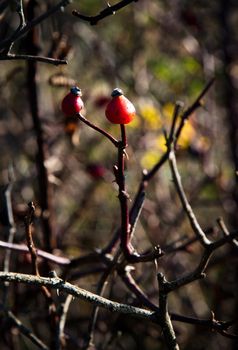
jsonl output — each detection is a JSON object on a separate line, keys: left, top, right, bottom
{"left": 155, "top": 134, "right": 167, "bottom": 152}
{"left": 162, "top": 102, "right": 175, "bottom": 121}
{"left": 179, "top": 121, "right": 195, "bottom": 148}
{"left": 140, "top": 104, "right": 162, "bottom": 130}
{"left": 127, "top": 114, "right": 141, "bottom": 129}
{"left": 140, "top": 150, "right": 160, "bottom": 169}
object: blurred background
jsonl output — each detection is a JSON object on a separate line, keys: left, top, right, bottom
{"left": 0, "top": 0, "right": 238, "bottom": 349}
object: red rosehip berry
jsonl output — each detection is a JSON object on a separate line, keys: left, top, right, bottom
{"left": 105, "top": 88, "right": 136, "bottom": 124}
{"left": 61, "top": 86, "right": 84, "bottom": 116}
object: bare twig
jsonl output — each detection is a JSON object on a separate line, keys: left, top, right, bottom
{"left": 165, "top": 249, "right": 211, "bottom": 293}
{"left": 168, "top": 101, "right": 184, "bottom": 144}
{"left": 170, "top": 313, "right": 237, "bottom": 338}
{"left": 23, "top": 201, "right": 58, "bottom": 350}
{"left": 57, "top": 295, "right": 73, "bottom": 347}
{"left": 174, "top": 78, "right": 215, "bottom": 144}
{"left": 6, "top": 310, "right": 49, "bottom": 350}
{"left": 157, "top": 273, "right": 180, "bottom": 350}
{"left": 2, "top": 168, "right": 16, "bottom": 306}
{"left": 210, "top": 230, "right": 238, "bottom": 250}
{"left": 0, "top": 0, "right": 71, "bottom": 52}
{"left": 119, "top": 270, "right": 158, "bottom": 311}
{"left": 83, "top": 247, "right": 123, "bottom": 349}
{"left": 217, "top": 217, "right": 238, "bottom": 248}
{"left": 16, "top": 0, "right": 26, "bottom": 28}
{"left": 72, "top": 0, "right": 138, "bottom": 25}
{"left": 0, "top": 53, "right": 67, "bottom": 65}
{"left": 0, "top": 240, "right": 70, "bottom": 265}
{"left": 168, "top": 148, "right": 211, "bottom": 247}
{"left": 24, "top": 202, "right": 39, "bottom": 275}
{"left": 1, "top": 0, "right": 26, "bottom": 54}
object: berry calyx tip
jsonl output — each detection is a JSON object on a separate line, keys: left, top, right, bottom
{"left": 70, "top": 86, "right": 82, "bottom": 96}
{"left": 111, "top": 88, "right": 124, "bottom": 97}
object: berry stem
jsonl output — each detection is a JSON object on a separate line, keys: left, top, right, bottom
{"left": 77, "top": 113, "right": 119, "bottom": 147}
{"left": 120, "top": 124, "right": 127, "bottom": 147}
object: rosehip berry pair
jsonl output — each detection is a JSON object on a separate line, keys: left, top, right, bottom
{"left": 61, "top": 86, "right": 136, "bottom": 125}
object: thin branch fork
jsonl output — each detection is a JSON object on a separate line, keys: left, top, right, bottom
{"left": 72, "top": 0, "right": 138, "bottom": 25}
{"left": 120, "top": 269, "right": 237, "bottom": 338}
{"left": 158, "top": 229, "right": 238, "bottom": 294}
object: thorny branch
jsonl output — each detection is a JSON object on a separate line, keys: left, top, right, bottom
{"left": 110, "top": 124, "right": 162, "bottom": 263}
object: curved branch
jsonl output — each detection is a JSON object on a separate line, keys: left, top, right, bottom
{"left": 0, "top": 240, "right": 70, "bottom": 265}
{"left": 72, "top": 0, "right": 138, "bottom": 25}
{"left": 0, "top": 272, "right": 154, "bottom": 321}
